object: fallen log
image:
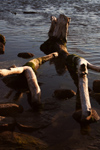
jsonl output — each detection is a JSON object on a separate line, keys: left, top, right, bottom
{"left": 0, "top": 52, "right": 58, "bottom": 109}
{"left": 66, "top": 54, "right": 100, "bottom": 122}
{"left": 24, "top": 52, "right": 58, "bottom": 72}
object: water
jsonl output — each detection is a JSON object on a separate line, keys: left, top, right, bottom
{"left": 0, "top": 0, "right": 100, "bottom": 149}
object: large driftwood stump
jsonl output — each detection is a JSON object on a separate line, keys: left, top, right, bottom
{"left": 40, "top": 14, "right": 100, "bottom": 123}
{"left": 40, "top": 14, "right": 70, "bottom": 56}
{"left": 0, "top": 14, "right": 100, "bottom": 124}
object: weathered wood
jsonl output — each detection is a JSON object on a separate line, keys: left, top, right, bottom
{"left": 48, "top": 14, "right": 71, "bottom": 42}
{"left": 40, "top": 14, "right": 70, "bottom": 55}
{"left": 0, "top": 66, "right": 41, "bottom": 106}
{"left": 77, "top": 58, "right": 91, "bottom": 119}
{"left": 66, "top": 54, "right": 100, "bottom": 121}
{"left": 48, "top": 16, "right": 57, "bottom": 38}
{"left": 0, "top": 52, "right": 58, "bottom": 108}
{"left": 24, "top": 52, "right": 58, "bottom": 72}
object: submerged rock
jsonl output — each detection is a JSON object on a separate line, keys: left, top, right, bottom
{"left": 18, "top": 52, "right": 34, "bottom": 59}
{"left": 93, "top": 80, "right": 100, "bottom": 93}
{"left": 0, "top": 103, "right": 23, "bottom": 117}
{"left": 53, "top": 89, "right": 76, "bottom": 99}
{"left": 0, "top": 116, "right": 15, "bottom": 131}
{"left": 0, "top": 131, "right": 48, "bottom": 150}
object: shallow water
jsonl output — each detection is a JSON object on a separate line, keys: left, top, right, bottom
{"left": 0, "top": 0, "right": 100, "bottom": 149}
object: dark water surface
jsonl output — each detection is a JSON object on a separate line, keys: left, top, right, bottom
{"left": 0, "top": 0, "right": 100, "bottom": 149}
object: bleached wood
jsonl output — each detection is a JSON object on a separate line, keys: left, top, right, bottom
{"left": 77, "top": 58, "right": 91, "bottom": 118}
{"left": 24, "top": 67, "right": 41, "bottom": 103}
{"left": 87, "top": 63, "right": 100, "bottom": 72}
{"left": 0, "top": 66, "right": 41, "bottom": 103}
{"left": 48, "top": 16, "right": 57, "bottom": 38}
{"left": 52, "top": 14, "right": 71, "bottom": 41}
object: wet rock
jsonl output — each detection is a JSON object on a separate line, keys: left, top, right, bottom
{"left": 93, "top": 80, "right": 100, "bottom": 93}
{"left": 23, "top": 11, "right": 36, "bottom": 14}
{"left": 0, "top": 34, "right": 6, "bottom": 45}
{"left": 0, "top": 131, "right": 48, "bottom": 150}
{"left": 0, "top": 42, "right": 5, "bottom": 54}
{"left": 72, "top": 109, "right": 100, "bottom": 124}
{"left": 0, "top": 34, "right": 6, "bottom": 54}
{"left": 17, "top": 52, "right": 34, "bottom": 59}
{"left": 53, "top": 89, "right": 76, "bottom": 99}
{"left": 0, "top": 116, "right": 15, "bottom": 131}
{"left": 0, "top": 103, "right": 23, "bottom": 117}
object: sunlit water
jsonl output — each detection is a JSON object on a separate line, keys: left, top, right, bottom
{"left": 0, "top": 0, "right": 100, "bottom": 146}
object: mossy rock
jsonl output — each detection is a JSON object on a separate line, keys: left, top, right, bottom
{"left": 0, "top": 34, "right": 6, "bottom": 45}
{"left": 0, "top": 131, "right": 48, "bottom": 150}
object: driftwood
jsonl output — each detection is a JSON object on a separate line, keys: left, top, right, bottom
{"left": 40, "top": 14, "right": 100, "bottom": 123}
{"left": 0, "top": 52, "right": 58, "bottom": 109}
{"left": 66, "top": 54, "right": 100, "bottom": 122}
{"left": 40, "top": 14, "right": 70, "bottom": 56}
{"left": 0, "top": 14, "right": 100, "bottom": 124}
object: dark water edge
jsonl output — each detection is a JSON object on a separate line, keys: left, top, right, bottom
{"left": 0, "top": 0, "right": 100, "bottom": 149}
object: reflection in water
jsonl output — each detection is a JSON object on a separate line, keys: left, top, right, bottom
{"left": 50, "top": 55, "right": 68, "bottom": 75}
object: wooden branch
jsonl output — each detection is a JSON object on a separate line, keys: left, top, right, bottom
{"left": 24, "top": 67, "right": 41, "bottom": 104}
{"left": 67, "top": 54, "right": 100, "bottom": 121}
{"left": 87, "top": 63, "right": 100, "bottom": 72}
{"left": 0, "top": 52, "right": 58, "bottom": 108}
{"left": 77, "top": 58, "right": 91, "bottom": 119}
{"left": 24, "top": 52, "right": 58, "bottom": 71}
{"left": 0, "top": 66, "right": 41, "bottom": 104}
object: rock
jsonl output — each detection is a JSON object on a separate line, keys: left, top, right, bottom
{"left": 72, "top": 109, "right": 100, "bottom": 124}
{"left": 0, "top": 131, "right": 48, "bottom": 150}
{"left": 2, "top": 73, "right": 29, "bottom": 91}
{"left": 0, "top": 42, "right": 5, "bottom": 54}
{"left": 0, "top": 34, "right": 6, "bottom": 54}
{"left": 0, "top": 34, "right": 6, "bottom": 45}
{"left": 53, "top": 89, "right": 76, "bottom": 99}
{"left": 0, "top": 116, "right": 15, "bottom": 131}
{"left": 93, "top": 80, "right": 100, "bottom": 93}
{"left": 0, "top": 103, "right": 23, "bottom": 117}
{"left": 23, "top": 11, "right": 36, "bottom": 14}
{"left": 17, "top": 52, "right": 34, "bottom": 59}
